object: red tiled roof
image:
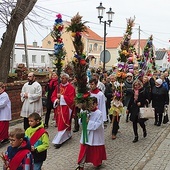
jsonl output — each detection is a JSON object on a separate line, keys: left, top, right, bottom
{"left": 132, "top": 39, "right": 148, "bottom": 50}
{"left": 82, "top": 27, "right": 103, "bottom": 41}
{"left": 106, "top": 37, "right": 123, "bottom": 48}
{"left": 64, "top": 21, "right": 102, "bottom": 41}
{"left": 106, "top": 37, "right": 148, "bottom": 50}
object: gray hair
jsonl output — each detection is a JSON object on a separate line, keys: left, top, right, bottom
{"left": 61, "top": 72, "right": 69, "bottom": 79}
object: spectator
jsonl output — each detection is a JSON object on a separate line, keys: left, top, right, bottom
{"left": 44, "top": 72, "right": 58, "bottom": 128}
{"left": 151, "top": 78, "right": 169, "bottom": 126}
{"left": 127, "top": 80, "right": 149, "bottom": 143}
{"left": 123, "top": 72, "right": 134, "bottom": 122}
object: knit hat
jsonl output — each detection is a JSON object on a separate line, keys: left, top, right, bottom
{"left": 155, "top": 78, "right": 163, "bottom": 85}
{"left": 126, "top": 72, "right": 133, "bottom": 77}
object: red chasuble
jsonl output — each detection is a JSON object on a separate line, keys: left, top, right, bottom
{"left": 51, "top": 83, "right": 75, "bottom": 131}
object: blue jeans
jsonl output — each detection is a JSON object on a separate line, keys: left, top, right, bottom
{"left": 34, "top": 162, "right": 43, "bottom": 170}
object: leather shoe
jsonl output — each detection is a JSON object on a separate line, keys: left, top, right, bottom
{"left": 143, "top": 131, "right": 147, "bottom": 138}
{"left": 133, "top": 136, "right": 138, "bottom": 143}
{"left": 54, "top": 144, "right": 62, "bottom": 149}
{"left": 157, "top": 123, "right": 161, "bottom": 126}
{"left": 73, "top": 129, "right": 79, "bottom": 133}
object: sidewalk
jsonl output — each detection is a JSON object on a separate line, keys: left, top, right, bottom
{"left": 0, "top": 113, "right": 170, "bottom": 170}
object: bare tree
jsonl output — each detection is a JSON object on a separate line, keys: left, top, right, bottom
{"left": 0, "top": 0, "right": 37, "bottom": 82}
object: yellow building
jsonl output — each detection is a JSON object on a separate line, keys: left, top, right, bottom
{"left": 42, "top": 21, "right": 104, "bottom": 69}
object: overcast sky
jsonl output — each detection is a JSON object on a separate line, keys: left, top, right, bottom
{"left": 15, "top": 0, "right": 170, "bottom": 49}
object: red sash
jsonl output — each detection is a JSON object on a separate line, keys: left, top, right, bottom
{"left": 9, "top": 149, "right": 30, "bottom": 170}
{"left": 30, "top": 128, "right": 47, "bottom": 145}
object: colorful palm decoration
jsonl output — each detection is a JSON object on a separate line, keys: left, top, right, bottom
{"left": 115, "top": 17, "right": 136, "bottom": 100}
{"left": 66, "top": 13, "right": 92, "bottom": 110}
{"left": 66, "top": 13, "right": 92, "bottom": 144}
{"left": 143, "top": 35, "right": 156, "bottom": 70}
{"left": 51, "top": 14, "right": 66, "bottom": 81}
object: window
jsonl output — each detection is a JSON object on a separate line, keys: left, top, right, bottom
{"left": 22, "top": 54, "right": 26, "bottom": 63}
{"left": 94, "top": 58, "right": 97, "bottom": 64}
{"left": 32, "top": 55, "right": 36, "bottom": 63}
{"left": 89, "top": 44, "right": 92, "bottom": 52}
{"left": 99, "top": 45, "right": 102, "bottom": 52}
{"left": 93, "top": 43, "right": 98, "bottom": 51}
{"left": 41, "top": 55, "right": 45, "bottom": 63}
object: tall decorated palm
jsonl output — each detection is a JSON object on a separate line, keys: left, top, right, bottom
{"left": 143, "top": 35, "right": 156, "bottom": 71}
{"left": 51, "top": 14, "right": 66, "bottom": 86}
{"left": 66, "top": 13, "right": 92, "bottom": 143}
{"left": 115, "top": 17, "right": 136, "bottom": 99}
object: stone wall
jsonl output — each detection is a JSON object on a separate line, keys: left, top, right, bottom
{"left": 6, "top": 81, "right": 48, "bottom": 120}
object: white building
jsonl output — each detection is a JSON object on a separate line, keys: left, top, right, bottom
{"left": 155, "top": 50, "right": 170, "bottom": 69}
{"left": 12, "top": 43, "right": 54, "bottom": 69}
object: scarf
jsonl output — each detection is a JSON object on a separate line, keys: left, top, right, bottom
{"left": 134, "top": 89, "right": 139, "bottom": 101}
{"left": 49, "top": 78, "right": 57, "bottom": 89}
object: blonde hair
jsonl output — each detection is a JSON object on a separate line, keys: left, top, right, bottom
{"left": 9, "top": 128, "right": 25, "bottom": 139}
{"left": 133, "top": 79, "right": 143, "bottom": 89}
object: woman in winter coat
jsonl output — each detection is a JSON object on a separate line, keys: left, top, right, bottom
{"left": 44, "top": 72, "right": 58, "bottom": 128}
{"left": 127, "top": 79, "right": 150, "bottom": 143}
{"left": 151, "top": 78, "right": 169, "bottom": 126}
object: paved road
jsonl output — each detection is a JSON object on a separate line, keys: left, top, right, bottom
{"left": 0, "top": 113, "right": 170, "bottom": 170}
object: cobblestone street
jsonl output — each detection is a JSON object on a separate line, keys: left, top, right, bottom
{"left": 0, "top": 113, "right": 170, "bottom": 170}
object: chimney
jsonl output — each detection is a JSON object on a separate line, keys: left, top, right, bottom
{"left": 33, "top": 41, "right": 37, "bottom": 47}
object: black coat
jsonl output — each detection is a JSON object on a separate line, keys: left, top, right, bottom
{"left": 128, "top": 88, "right": 149, "bottom": 122}
{"left": 151, "top": 85, "right": 169, "bottom": 113}
{"left": 123, "top": 80, "right": 133, "bottom": 107}
{"left": 104, "top": 82, "right": 113, "bottom": 109}
{"left": 45, "top": 79, "right": 58, "bottom": 109}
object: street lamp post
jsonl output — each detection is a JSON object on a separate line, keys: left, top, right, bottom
{"left": 96, "top": 2, "right": 114, "bottom": 72}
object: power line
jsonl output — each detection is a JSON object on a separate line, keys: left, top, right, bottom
{"left": 29, "top": 5, "right": 170, "bottom": 48}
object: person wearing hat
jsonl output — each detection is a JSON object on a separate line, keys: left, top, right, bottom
{"left": 123, "top": 72, "right": 134, "bottom": 122}
{"left": 151, "top": 78, "right": 169, "bottom": 126}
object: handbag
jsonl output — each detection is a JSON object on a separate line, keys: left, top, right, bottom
{"left": 163, "top": 106, "right": 169, "bottom": 124}
{"left": 139, "top": 107, "right": 155, "bottom": 119}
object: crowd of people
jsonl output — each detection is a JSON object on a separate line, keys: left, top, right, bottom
{"left": 0, "top": 68, "right": 169, "bottom": 170}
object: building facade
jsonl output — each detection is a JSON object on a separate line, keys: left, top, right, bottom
{"left": 12, "top": 43, "right": 54, "bottom": 70}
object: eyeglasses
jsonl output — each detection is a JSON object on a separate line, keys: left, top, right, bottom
{"left": 9, "top": 139, "right": 16, "bottom": 142}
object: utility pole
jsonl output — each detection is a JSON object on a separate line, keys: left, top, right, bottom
{"left": 138, "top": 25, "right": 141, "bottom": 56}
{"left": 22, "top": 20, "right": 29, "bottom": 69}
